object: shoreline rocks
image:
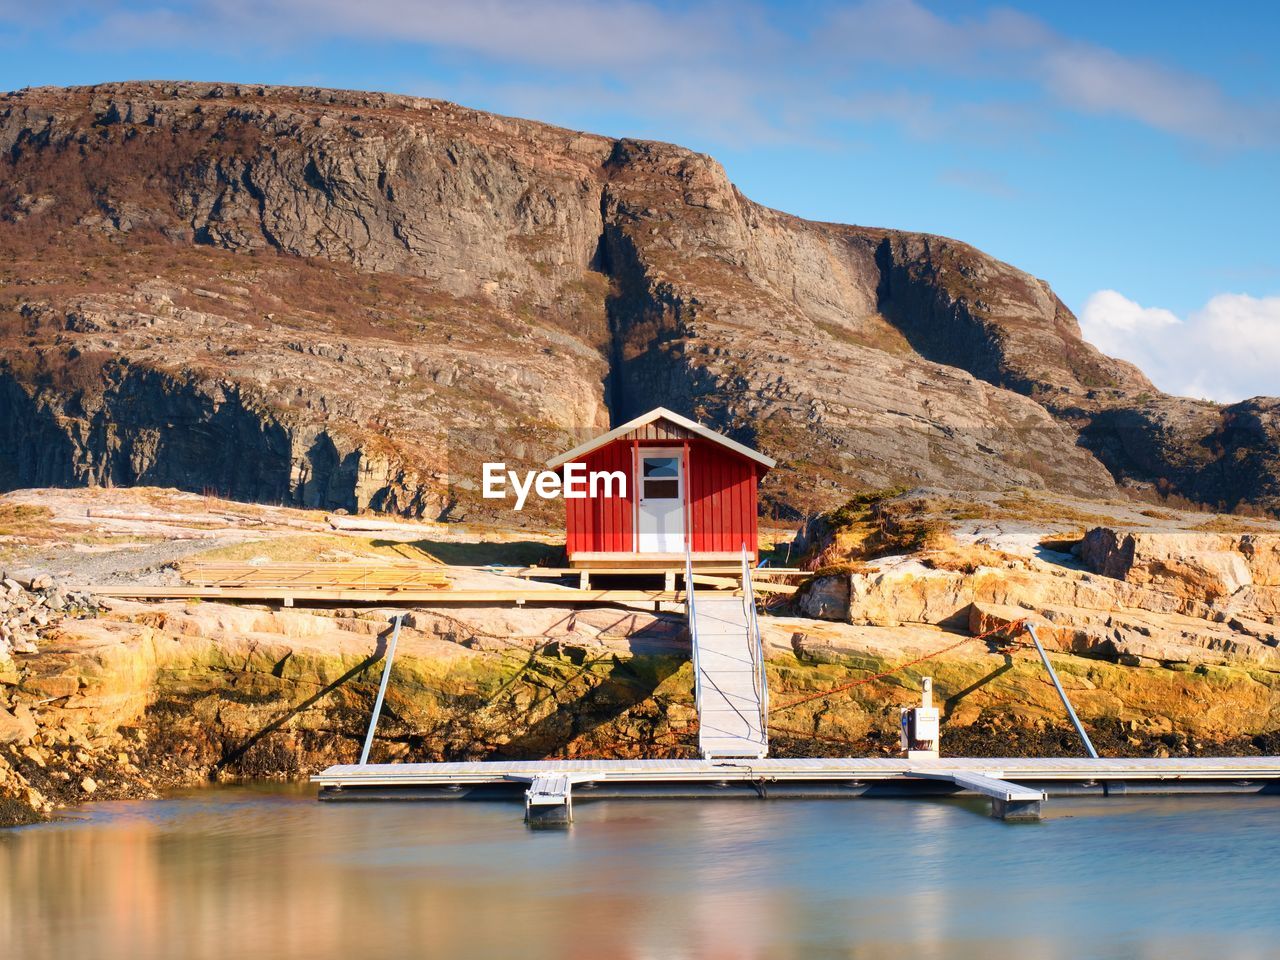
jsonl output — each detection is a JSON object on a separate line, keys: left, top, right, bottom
{"left": 3, "top": 587, "right": 1280, "bottom": 827}
{"left": 1, "top": 574, "right": 98, "bottom": 664}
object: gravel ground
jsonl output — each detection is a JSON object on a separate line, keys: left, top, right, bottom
{"left": 0, "top": 486, "right": 560, "bottom": 587}
{"left": 34, "top": 535, "right": 259, "bottom": 586}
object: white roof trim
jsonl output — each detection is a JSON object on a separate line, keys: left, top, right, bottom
{"left": 546, "top": 407, "right": 776, "bottom": 470}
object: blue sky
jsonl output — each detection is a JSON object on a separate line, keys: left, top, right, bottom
{"left": 2, "top": 1, "right": 1278, "bottom": 401}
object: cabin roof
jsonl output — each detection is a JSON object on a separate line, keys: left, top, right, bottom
{"left": 546, "top": 407, "right": 776, "bottom": 471}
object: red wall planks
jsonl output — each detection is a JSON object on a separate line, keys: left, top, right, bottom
{"left": 687, "top": 438, "right": 757, "bottom": 556}
{"left": 564, "top": 441, "right": 635, "bottom": 555}
{"left": 564, "top": 435, "right": 760, "bottom": 559}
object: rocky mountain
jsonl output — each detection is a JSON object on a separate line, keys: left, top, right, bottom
{"left": 1, "top": 81, "right": 1276, "bottom": 519}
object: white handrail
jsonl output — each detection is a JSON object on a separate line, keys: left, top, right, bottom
{"left": 685, "top": 543, "right": 703, "bottom": 718}
{"left": 740, "top": 543, "right": 768, "bottom": 748}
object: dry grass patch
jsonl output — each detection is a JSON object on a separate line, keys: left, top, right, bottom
{"left": 994, "top": 492, "right": 1117, "bottom": 528}
{"left": 184, "top": 534, "right": 406, "bottom": 565}
{"left": 1192, "top": 515, "right": 1280, "bottom": 534}
{"left": 0, "top": 504, "right": 55, "bottom": 538}
{"left": 921, "top": 543, "right": 1020, "bottom": 574}
{"left": 801, "top": 489, "right": 953, "bottom": 570}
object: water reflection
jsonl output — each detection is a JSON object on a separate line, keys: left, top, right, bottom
{"left": 2, "top": 789, "right": 1279, "bottom": 960}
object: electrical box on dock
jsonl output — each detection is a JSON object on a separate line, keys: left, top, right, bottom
{"left": 900, "top": 677, "right": 940, "bottom": 760}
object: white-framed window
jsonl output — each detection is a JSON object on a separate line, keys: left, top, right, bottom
{"left": 641, "top": 455, "right": 680, "bottom": 500}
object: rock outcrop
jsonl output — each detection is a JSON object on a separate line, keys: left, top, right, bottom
{"left": 1081, "top": 528, "right": 1280, "bottom": 615}
{"left": 801, "top": 526, "right": 1280, "bottom": 674}
{"left": 0, "top": 598, "right": 698, "bottom": 824}
{"left": 5, "top": 588, "right": 1280, "bottom": 826}
{"left": 1, "top": 82, "right": 1277, "bottom": 517}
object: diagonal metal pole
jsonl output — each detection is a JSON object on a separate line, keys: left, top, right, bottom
{"left": 1024, "top": 623, "right": 1099, "bottom": 759}
{"left": 359, "top": 612, "right": 406, "bottom": 766}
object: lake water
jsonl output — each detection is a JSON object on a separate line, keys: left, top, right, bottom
{"left": 2, "top": 787, "right": 1278, "bottom": 960}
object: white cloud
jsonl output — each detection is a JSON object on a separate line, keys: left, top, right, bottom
{"left": 1039, "top": 44, "right": 1277, "bottom": 149}
{"left": 823, "top": 0, "right": 1279, "bottom": 148}
{"left": 1081, "top": 289, "right": 1280, "bottom": 403}
{"left": 89, "top": 0, "right": 741, "bottom": 69}
{"left": 1078, "top": 289, "right": 1180, "bottom": 354}
{"left": 33, "top": 0, "right": 1278, "bottom": 151}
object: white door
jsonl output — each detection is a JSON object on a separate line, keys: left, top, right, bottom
{"left": 637, "top": 448, "right": 685, "bottom": 553}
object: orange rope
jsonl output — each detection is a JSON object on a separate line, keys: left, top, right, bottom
{"left": 769, "top": 617, "right": 1029, "bottom": 716}
{"left": 769, "top": 723, "right": 869, "bottom": 748}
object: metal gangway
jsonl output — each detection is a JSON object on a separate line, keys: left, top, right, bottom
{"left": 685, "top": 544, "right": 769, "bottom": 759}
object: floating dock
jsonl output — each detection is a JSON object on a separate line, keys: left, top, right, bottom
{"left": 313, "top": 756, "right": 1280, "bottom": 823}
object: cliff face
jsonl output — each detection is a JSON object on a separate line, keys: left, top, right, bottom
{"left": 1, "top": 81, "right": 1276, "bottom": 517}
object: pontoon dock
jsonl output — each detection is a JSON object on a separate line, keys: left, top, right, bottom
{"left": 313, "top": 755, "right": 1280, "bottom": 823}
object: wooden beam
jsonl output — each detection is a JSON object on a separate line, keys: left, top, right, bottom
{"left": 749, "top": 581, "right": 796, "bottom": 595}
{"left": 81, "top": 585, "right": 716, "bottom": 605}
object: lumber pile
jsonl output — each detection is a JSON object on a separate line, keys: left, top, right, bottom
{"left": 179, "top": 562, "right": 450, "bottom": 591}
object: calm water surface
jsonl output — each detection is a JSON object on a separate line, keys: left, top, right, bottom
{"left": 2, "top": 786, "right": 1279, "bottom": 960}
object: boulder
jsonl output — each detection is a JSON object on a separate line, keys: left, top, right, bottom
{"left": 1241, "top": 536, "right": 1280, "bottom": 586}
{"left": 0, "top": 706, "right": 37, "bottom": 745}
{"left": 1081, "top": 529, "right": 1280, "bottom": 609}
{"left": 846, "top": 564, "right": 973, "bottom": 627}
{"left": 798, "top": 575, "right": 850, "bottom": 621}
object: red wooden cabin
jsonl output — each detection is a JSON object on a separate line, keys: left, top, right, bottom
{"left": 547, "top": 407, "right": 775, "bottom": 569}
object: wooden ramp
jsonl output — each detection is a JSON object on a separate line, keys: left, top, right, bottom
{"left": 686, "top": 549, "right": 770, "bottom": 760}
{"left": 692, "top": 595, "right": 767, "bottom": 758}
{"left": 313, "top": 755, "right": 1280, "bottom": 823}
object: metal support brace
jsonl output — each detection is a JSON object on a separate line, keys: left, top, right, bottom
{"left": 359, "top": 612, "right": 406, "bottom": 766}
{"left": 1025, "top": 624, "right": 1099, "bottom": 759}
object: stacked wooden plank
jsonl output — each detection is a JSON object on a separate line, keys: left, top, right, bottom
{"left": 179, "top": 561, "right": 450, "bottom": 591}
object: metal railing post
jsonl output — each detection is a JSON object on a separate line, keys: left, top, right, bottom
{"left": 1024, "top": 623, "right": 1099, "bottom": 759}
{"left": 359, "top": 612, "right": 406, "bottom": 766}
{"left": 685, "top": 545, "right": 703, "bottom": 716}
{"left": 741, "top": 543, "right": 768, "bottom": 746}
